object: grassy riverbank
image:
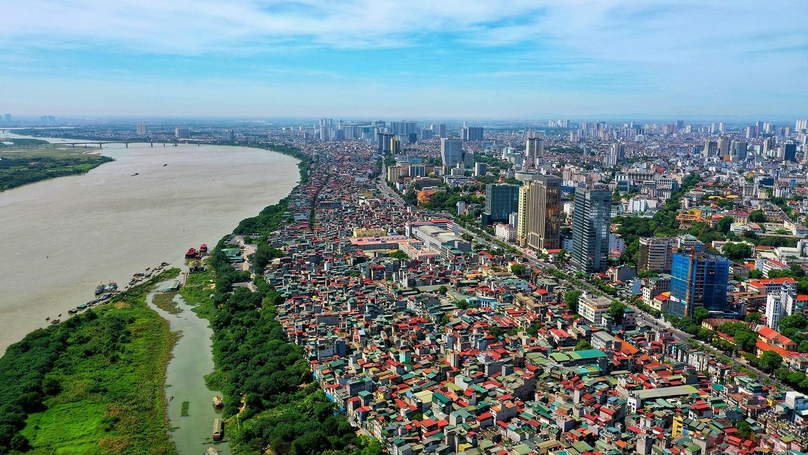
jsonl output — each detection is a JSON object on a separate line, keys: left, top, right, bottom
{"left": 0, "top": 270, "right": 180, "bottom": 454}
{"left": 0, "top": 148, "right": 114, "bottom": 192}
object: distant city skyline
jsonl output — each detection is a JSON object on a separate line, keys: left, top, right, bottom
{"left": 1, "top": 1, "right": 807, "bottom": 118}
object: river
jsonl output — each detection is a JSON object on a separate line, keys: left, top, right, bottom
{"left": 0, "top": 135, "right": 299, "bottom": 353}
{"left": 147, "top": 290, "right": 232, "bottom": 455}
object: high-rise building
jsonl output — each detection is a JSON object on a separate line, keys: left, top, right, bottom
{"left": 438, "top": 124, "right": 447, "bottom": 139}
{"left": 637, "top": 237, "right": 676, "bottom": 273}
{"left": 525, "top": 138, "right": 544, "bottom": 165}
{"left": 462, "top": 126, "right": 484, "bottom": 141}
{"left": 175, "top": 127, "right": 190, "bottom": 139}
{"left": 731, "top": 140, "right": 748, "bottom": 162}
{"left": 2, "top": 114, "right": 10, "bottom": 122}
{"left": 784, "top": 141, "right": 797, "bottom": 162}
{"left": 377, "top": 133, "right": 394, "bottom": 153}
{"left": 482, "top": 184, "right": 520, "bottom": 226}
{"left": 136, "top": 123, "right": 147, "bottom": 135}
{"left": 440, "top": 138, "right": 471, "bottom": 167}
{"left": 474, "top": 162, "right": 488, "bottom": 177}
{"left": 717, "top": 136, "right": 731, "bottom": 159}
{"left": 520, "top": 175, "right": 562, "bottom": 251}
{"left": 766, "top": 282, "right": 796, "bottom": 330}
{"left": 222, "top": 130, "right": 235, "bottom": 141}
{"left": 702, "top": 140, "right": 718, "bottom": 158}
{"left": 796, "top": 119, "right": 808, "bottom": 131}
{"left": 668, "top": 253, "right": 730, "bottom": 318}
{"left": 746, "top": 125, "right": 758, "bottom": 139}
{"left": 571, "top": 185, "right": 612, "bottom": 274}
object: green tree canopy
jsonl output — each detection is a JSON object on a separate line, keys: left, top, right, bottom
{"left": 575, "top": 339, "right": 593, "bottom": 351}
{"left": 609, "top": 301, "right": 626, "bottom": 325}
{"left": 749, "top": 210, "right": 766, "bottom": 223}
{"left": 722, "top": 242, "right": 753, "bottom": 262}
{"left": 565, "top": 290, "right": 582, "bottom": 313}
{"left": 693, "top": 307, "right": 710, "bottom": 324}
{"left": 759, "top": 351, "right": 783, "bottom": 372}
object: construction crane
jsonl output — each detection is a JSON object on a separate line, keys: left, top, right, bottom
{"left": 683, "top": 222, "right": 707, "bottom": 318}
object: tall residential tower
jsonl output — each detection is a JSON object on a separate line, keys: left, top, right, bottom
{"left": 571, "top": 185, "right": 612, "bottom": 274}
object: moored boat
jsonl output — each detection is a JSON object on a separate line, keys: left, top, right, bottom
{"left": 185, "top": 248, "right": 197, "bottom": 259}
{"left": 212, "top": 396, "right": 223, "bottom": 409}
{"left": 94, "top": 284, "right": 105, "bottom": 295}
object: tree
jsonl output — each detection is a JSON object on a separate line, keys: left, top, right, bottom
{"left": 759, "top": 351, "right": 783, "bottom": 372}
{"left": 749, "top": 210, "right": 766, "bottom": 223}
{"left": 798, "top": 340, "right": 808, "bottom": 353}
{"left": 575, "top": 340, "right": 593, "bottom": 351}
{"left": 437, "top": 285, "right": 448, "bottom": 295}
{"left": 389, "top": 250, "right": 409, "bottom": 260}
{"left": 609, "top": 301, "right": 626, "bottom": 325}
{"left": 748, "top": 269, "right": 763, "bottom": 279}
{"left": 510, "top": 264, "right": 527, "bottom": 277}
{"left": 722, "top": 242, "right": 753, "bottom": 261}
{"left": 744, "top": 312, "right": 761, "bottom": 323}
{"left": 693, "top": 306, "right": 710, "bottom": 324}
{"left": 736, "top": 420, "right": 752, "bottom": 438}
{"left": 716, "top": 216, "right": 734, "bottom": 235}
{"left": 456, "top": 299, "right": 470, "bottom": 310}
{"left": 565, "top": 290, "right": 582, "bottom": 313}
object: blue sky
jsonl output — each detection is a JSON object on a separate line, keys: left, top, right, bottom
{"left": 1, "top": 0, "right": 806, "bottom": 120}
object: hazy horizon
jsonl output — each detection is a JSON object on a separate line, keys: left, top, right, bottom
{"left": 2, "top": 1, "right": 807, "bottom": 119}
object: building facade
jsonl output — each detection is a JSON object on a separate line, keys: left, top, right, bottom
{"left": 517, "top": 176, "right": 562, "bottom": 250}
{"left": 637, "top": 237, "right": 675, "bottom": 273}
{"left": 668, "top": 253, "right": 730, "bottom": 318}
{"left": 483, "top": 184, "right": 520, "bottom": 226}
{"left": 571, "top": 185, "right": 612, "bottom": 273}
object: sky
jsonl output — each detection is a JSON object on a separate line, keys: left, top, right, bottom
{"left": 1, "top": 0, "right": 807, "bottom": 120}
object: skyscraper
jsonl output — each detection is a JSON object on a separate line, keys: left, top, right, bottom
{"left": 702, "top": 140, "right": 718, "bottom": 158}
{"left": 784, "top": 141, "right": 797, "bottom": 162}
{"left": 571, "top": 185, "right": 612, "bottom": 274}
{"left": 519, "top": 175, "right": 562, "bottom": 251}
{"left": 136, "top": 123, "right": 147, "bottom": 135}
{"left": 175, "top": 127, "right": 190, "bottom": 139}
{"left": 668, "top": 253, "right": 730, "bottom": 318}
{"left": 438, "top": 124, "right": 447, "bottom": 139}
{"left": 462, "top": 126, "right": 483, "bottom": 141}
{"left": 525, "top": 138, "right": 544, "bottom": 166}
{"left": 482, "top": 184, "right": 520, "bottom": 226}
{"left": 440, "top": 138, "right": 471, "bottom": 167}
{"left": 222, "top": 130, "right": 235, "bottom": 141}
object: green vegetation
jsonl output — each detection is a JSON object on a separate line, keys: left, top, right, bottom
{"left": 608, "top": 301, "right": 626, "bottom": 325}
{"left": 388, "top": 250, "right": 409, "bottom": 261}
{"left": 0, "top": 269, "right": 180, "bottom": 454}
{"left": 153, "top": 291, "right": 181, "bottom": 314}
{"left": 575, "top": 340, "right": 593, "bottom": 351}
{"left": 180, "top": 401, "right": 190, "bottom": 417}
{"left": 565, "top": 290, "right": 582, "bottom": 313}
{"left": 0, "top": 149, "right": 114, "bottom": 192}
{"left": 722, "top": 242, "right": 753, "bottom": 261}
{"left": 510, "top": 264, "right": 526, "bottom": 277}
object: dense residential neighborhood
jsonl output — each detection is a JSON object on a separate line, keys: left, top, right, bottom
{"left": 190, "top": 119, "right": 808, "bottom": 454}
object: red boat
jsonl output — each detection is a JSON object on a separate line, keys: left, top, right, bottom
{"left": 199, "top": 244, "right": 208, "bottom": 254}
{"left": 185, "top": 248, "right": 197, "bottom": 259}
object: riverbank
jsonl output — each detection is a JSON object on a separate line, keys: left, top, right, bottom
{"left": 0, "top": 269, "right": 180, "bottom": 453}
{"left": 0, "top": 147, "right": 113, "bottom": 192}
{"left": 0, "top": 140, "right": 301, "bottom": 354}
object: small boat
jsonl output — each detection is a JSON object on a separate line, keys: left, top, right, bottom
{"left": 185, "top": 248, "right": 197, "bottom": 259}
{"left": 50, "top": 319, "right": 60, "bottom": 325}
{"left": 212, "top": 396, "right": 223, "bottom": 409}
{"left": 200, "top": 244, "right": 208, "bottom": 254}
{"left": 163, "top": 163, "right": 168, "bottom": 167}
{"left": 104, "top": 281, "right": 118, "bottom": 292}
{"left": 131, "top": 173, "right": 138, "bottom": 176}
{"left": 212, "top": 418, "right": 223, "bottom": 441}
{"left": 68, "top": 308, "right": 78, "bottom": 314}
{"left": 95, "top": 284, "right": 106, "bottom": 295}
{"left": 205, "top": 447, "right": 218, "bottom": 455}
{"left": 45, "top": 316, "right": 50, "bottom": 321}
